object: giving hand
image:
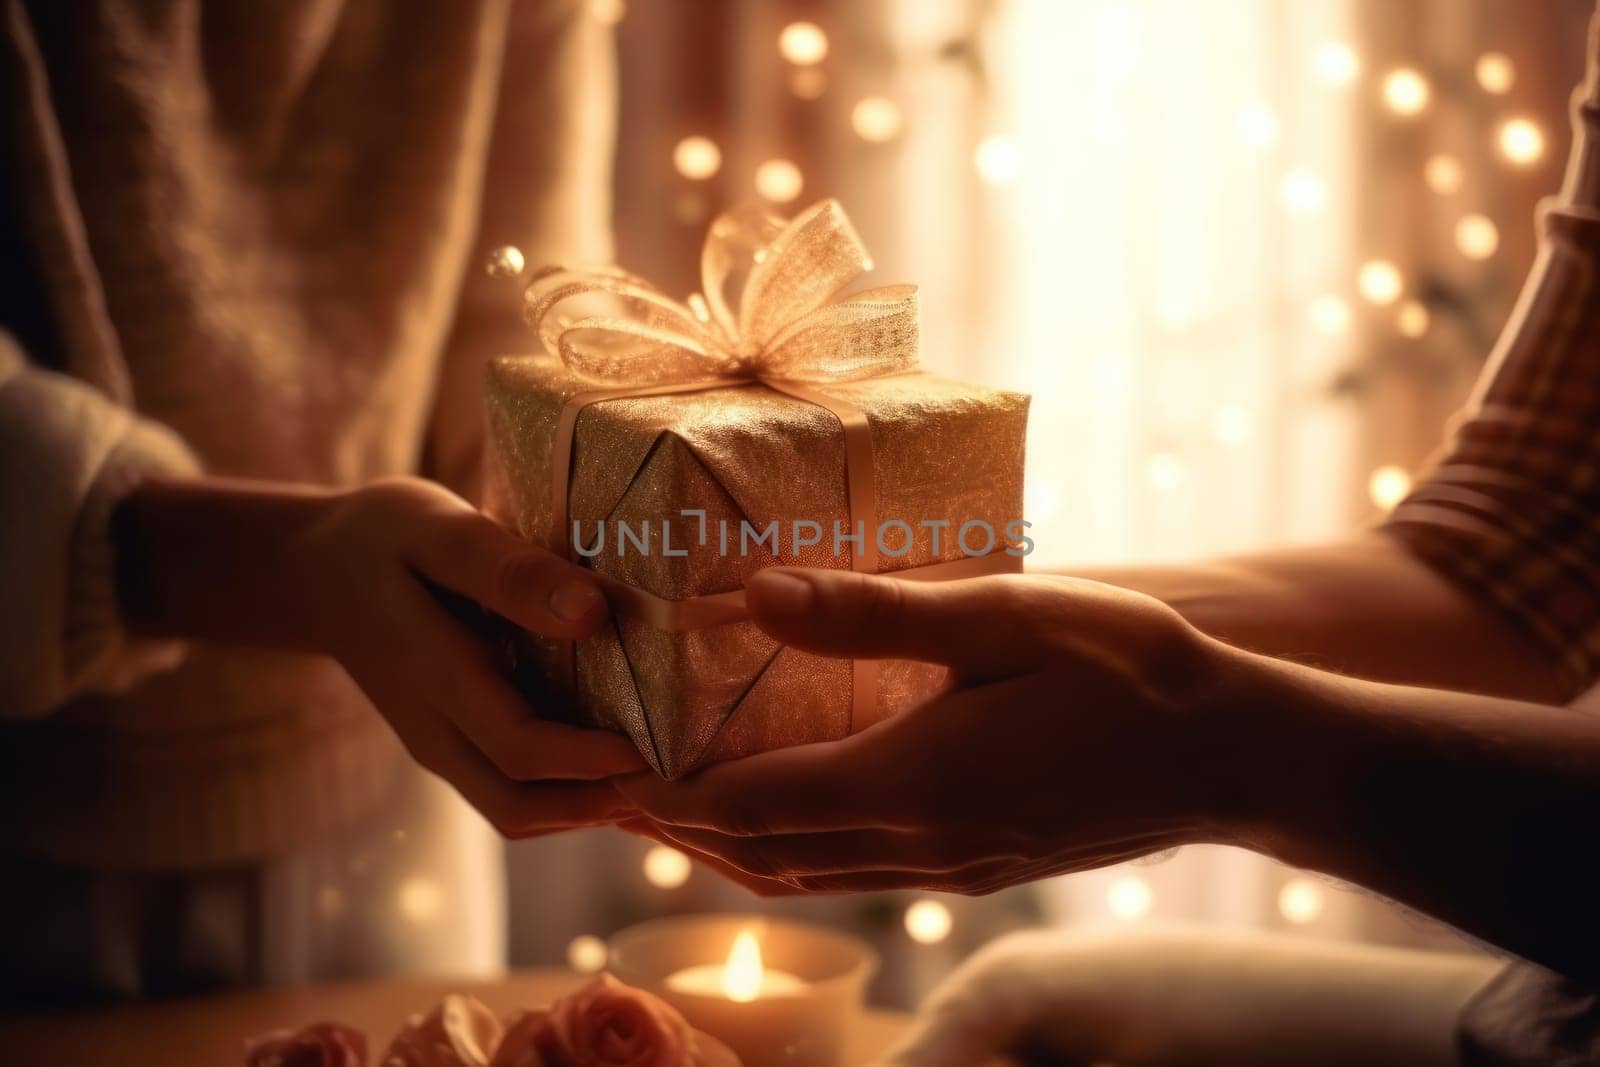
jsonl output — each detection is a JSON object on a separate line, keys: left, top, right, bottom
{"left": 620, "top": 568, "right": 1253, "bottom": 894}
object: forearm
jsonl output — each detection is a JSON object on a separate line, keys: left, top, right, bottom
{"left": 1075, "top": 532, "right": 1570, "bottom": 703}
{"left": 112, "top": 477, "right": 342, "bottom": 652}
{"left": 1229, "top": 648, "right": 1600, "bottom": 980}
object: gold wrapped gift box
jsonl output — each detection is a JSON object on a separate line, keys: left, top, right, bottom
{"left": 485, "top": 357, "right": 1027, "bottom": 778}
{"left": 481, "top": 199, "right": 1028, "bottom": 778}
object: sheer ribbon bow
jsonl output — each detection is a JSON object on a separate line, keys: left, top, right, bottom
{"left": 523, "top": 198, "right": 918, "bottom": 387}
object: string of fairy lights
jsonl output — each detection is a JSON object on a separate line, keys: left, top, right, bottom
{"left": 532, "top": 4, "right": 1552, "bottom": 959}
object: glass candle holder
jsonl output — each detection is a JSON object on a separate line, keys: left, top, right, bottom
{"left": 608, "top": 913, "right": 878, "bottom": 1067}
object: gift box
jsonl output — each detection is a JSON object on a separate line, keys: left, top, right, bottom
{"left": 484, "top": 200, "right": 1028, "bottom": 779}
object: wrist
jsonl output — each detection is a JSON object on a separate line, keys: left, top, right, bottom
{"left": 1177, "top": 637, "right": 1311, "bottom": 853}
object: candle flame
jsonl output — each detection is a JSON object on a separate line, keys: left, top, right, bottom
{"left": 721, "top": 930, "right": 764, "bottom": 1003}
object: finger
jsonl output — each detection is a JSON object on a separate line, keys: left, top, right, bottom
{"left": 660, "top": 825, "right": 987, "bottom": 879}
{"left": 745, "top": 568, "right": 1048, "bottom": 678}
{"left": 398, "top": 580, "right": 645, "bottom": 780}
{"left": 411, "top": 509, "right": 607, "bottom": 639}
{"left": 615, "top": 727, "right": 910, "bottom": 835}
{"left": 790, "top": 837, "right": 1189, "bottom": 896}
{"left": 360, "top": 665, "right": 634, "bottom": 836}
{"left": 616, "top": 819, "right": 802, "bottom": 898}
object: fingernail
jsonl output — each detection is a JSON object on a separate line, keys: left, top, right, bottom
{"left": 751, "top": 569, "right": 815, "bottom": 617}
{"left": 550, "top": 579, "right": 604, "bottom": 622}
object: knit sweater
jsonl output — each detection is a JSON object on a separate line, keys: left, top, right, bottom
{"left": 0, "top": 0, "right": 613, "bottom": 869}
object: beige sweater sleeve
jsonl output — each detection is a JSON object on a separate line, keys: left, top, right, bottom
{"left": 0, "top": 332, "right": 200, "bottom": 717}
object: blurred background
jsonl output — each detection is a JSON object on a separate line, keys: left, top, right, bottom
{"left": 508, "top": 0, "right": 1592, "bottom": 1008}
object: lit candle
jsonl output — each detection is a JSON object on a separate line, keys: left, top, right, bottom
{"left": 666, "top": 929, "right": 807, "bottom": 1001}
{"left": 610, "top": 914, "right": 876, "bottom": 1067}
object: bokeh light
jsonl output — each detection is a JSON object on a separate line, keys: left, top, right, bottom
{"left": 1368, "top": 465, "right": 1413, "bottom": 509}
{"left": 1382, "top": 68, "right": 1430, "bottom": 116}
{"left": 754, "top": 158, "right": 804, "bottom": 203}
{"left": 852, "top": 96, "right": 904, "bottom": 143}
{"left": 778, "top": 21, "right": 828, "bottom": 65}
{"left": 566, "top": 935, "right": 608, "bottom": 973}
{"left": 1279, "top": 878, "right": 1325, "bottom": 924}
{"left": 904, "top": 899, "right": 953, "bottom": 944}
{"left": 1308, "top": 295, "right": 1352, "bottom": 335}
{"left": 1397, "top": 300, "right": 1431, "bottom": 339}
{"left": 1455, "top": 214, "right": 1499, "bottom": 260}
{"left": 1424, "top": 154, "right": 1464, "bottom": 195}
{"left": 1475, "top": 52, "right": 1515, "bottom": 94}
{"left": 673, "top": 136, "right": 722, "bottom": 180}
{"left": 1498, "top": 118, "right": 1545, "bottom": 166}
{"left": 1357, "top": 259, "right": 1403, "bottom": 306}
{"left": 1278, "top": 169, "right": 1327, "bottom": 214}
{"left": 643, "top": 845, "right": 692, "bottom": 889}
{"left": 1313, "top": 42, "right": 1360, "bottom": 87}
{"left": 975, "top": 135, "right": 1023, "bottom": 184}
{"left": 1108, "top": 875, "right": 1154, "bottom": 919}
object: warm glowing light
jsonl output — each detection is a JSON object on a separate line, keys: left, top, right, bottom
{"left": 723, "top": 931, "right": 767, "bottom": 1002}
{"left": 788, "top": 67, "right": 827, "bottom": 99}
{"left": 1455, "top": 214, "right": 1499, "bottom": 260}
{"left": 1475, "top": 52, "right": 1516, "bottom": 95}
{"left": 1397, "top": 300, "right": 1431, "bottom": 339}
{"left": 1025, "top": 481, "right": 1061, "bottom": 522}
{"left": 666, "top": 930, "right": 807, "bottom": 1002}
{"left": 1313, "top": 42, "right": 1360, "bottom": 87}
{"left": 1498, "top": 118, "right": 1545, "bottom": 166}
{"left": 754, "top": 158, "right": 804, "bottom": 203}
{"left": 1279, "top": 878, "right": 1325, "bottom": 924}
{"left": 1234, "top": 103, "right": 1278, "bottom": 149}
{"left": 778, "top": 21, "right": 828, "bottom": 65}
{"left": 1308, "top": 295, "right": 1352, "bottom": 335}
{"left": 643, "top": 845, "right": 692, "bottom": 889}
{"left": 567, "top": 935, "right": 608, "bottom": 973}
{"left": 975, "top": 136, "right": 1023, "bottom": 184}
{"left": 1146, "top": 453, "right": 1185, "bottom": 492}
{"left": 1357, "top": 260, "right": 1403, "bottom": 306}
{"left": 1108, "top": 875, "right": 1153, "bottom": 919}
{"left": 1368, "top": 465, "right": 1413, "bottom": 509}
{"left": 905, "top": 899, "right": 954, "bottom": 944}
{"left": 852, "top": 96, "right": 904, "bottom": 143}
{"left": 398, "top": 877, "right": 442, "bottom": 923}
{"left": 1424, "top": 154, "right": 1464, "bottom": 195}
{"left": 673, "top": 136, "right": 722, "bottom": 181}
{"left": 1278, "top": 169, "right": 1327, "bottom": 215}
{"left": 1382, "top": 68, "right": 1430, "bottom": 116}
{"left": 485, "top": 245, "right": 525, "bottom": 279}
{"left": 1211, "top": 405, "right": 1254, "bottom": 446}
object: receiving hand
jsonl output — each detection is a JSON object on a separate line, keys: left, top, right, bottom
{"left": 620, "top": 567, "right": 1253, "bottom": 894}
{"left": 294, "top": 477, "right": 644, "bottom": 836}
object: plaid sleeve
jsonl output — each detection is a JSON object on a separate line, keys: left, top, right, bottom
{"left": 1383, "top": 204, "right": 1600, "bottom": 697}
{"left": 1385, "top": 9, "right": 1600, "bottom": 699}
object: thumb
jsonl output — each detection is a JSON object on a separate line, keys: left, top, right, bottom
{"left": 745, "top": 568, "right": 1046, "bottom": 677}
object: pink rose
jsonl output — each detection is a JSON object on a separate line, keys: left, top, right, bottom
{"left": 382, "top": 994, "right": 505, "bottom": 1067}
{"left": 245, "top": 1022, "right": 367, "bottom": 1067}
{"left": 491, "top": 974, "right": 732, "bottom": 1067}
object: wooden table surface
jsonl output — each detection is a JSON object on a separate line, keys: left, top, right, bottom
{"left": 0, "top": 969, "right": 911, "bottom": 1065}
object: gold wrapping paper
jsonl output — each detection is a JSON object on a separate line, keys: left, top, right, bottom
{"left": 484, "top": 356, "right": 1028, "bottom": 778}
{"left": 479, "top": 198, "right": 1028, "bottom": 778}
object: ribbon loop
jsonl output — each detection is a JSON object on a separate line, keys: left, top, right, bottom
{"left": 523, "top": 198, "right": 916, "bottom": 387}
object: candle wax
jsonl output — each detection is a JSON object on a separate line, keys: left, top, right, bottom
{"left": 665, "top": 963, "right": 808, "bottom": 999}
